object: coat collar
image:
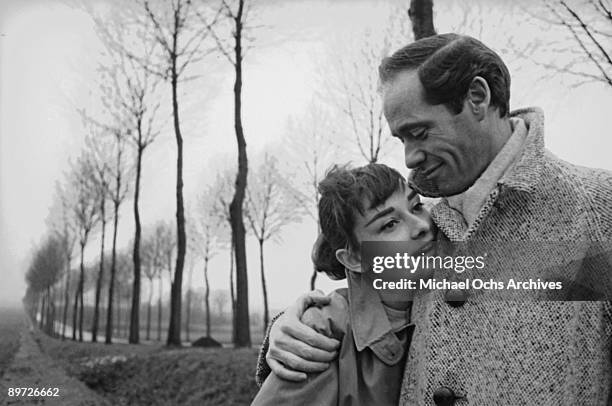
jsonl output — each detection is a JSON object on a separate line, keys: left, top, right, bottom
{"left": 345, "top": 270, "right": 412, "bottom": 365}
{"left": 497, "top": 107, "right": 545, "bottom": 193}
{"left": 431, "top": 107, "right": 546, "bottom": 240}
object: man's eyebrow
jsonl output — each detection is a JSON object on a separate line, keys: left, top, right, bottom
{"left": 365, "top": 207, "right": 394, "bottom": 226}
{"left": 407, "top": 189, "right": 417, "bottom": 201}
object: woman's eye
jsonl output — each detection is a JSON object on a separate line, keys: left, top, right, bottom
{"left": 411, "top": 202, "right": 424, "bottom": 213}
{"left": 380, "top": 219, "right": 399, "bottom": 231}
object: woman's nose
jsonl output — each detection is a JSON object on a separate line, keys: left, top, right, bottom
{"left": 409, "top": 215, "right": 431, "bottom": 241}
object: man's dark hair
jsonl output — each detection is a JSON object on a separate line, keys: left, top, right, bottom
{"left": 312, "top": 163, "right": 405, "bottom": 280}
{"left": 379, "top": 33, "right": 511, "bottom": 117}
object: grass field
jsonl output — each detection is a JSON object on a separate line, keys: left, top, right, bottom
{"left": 1, "top": 307, "right": 262, "bottom": 405}
{"left": 0, "top": 307, "right": 24, "bottom": 378}
{"left": 36, "top": 330, "right": 261, "bottom": 405}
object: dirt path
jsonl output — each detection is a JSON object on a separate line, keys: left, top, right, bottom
{"left": 0, "top": 315, "right": 109, "bottom": 406}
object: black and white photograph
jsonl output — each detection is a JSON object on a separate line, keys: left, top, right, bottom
{"left": 1, "top": 0, "right": 611, "bottom": 405}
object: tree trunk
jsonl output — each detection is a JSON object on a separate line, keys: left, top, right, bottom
{"left": 258, "top": 239, "right": 269, "bottom": 335}
{"left": 146, "top": 277, "right": 153, "bottom": 341}
{"left": 44, "top": 288, "right": 49, "bottom": 334}
{"left": 92, "top": 199, "right": 106, "bottom": 342}
{"left": 229, "top": 241, "right": 236, "bottom": 343}
{"left": 185, "top": 262, "right": 193, "bottom": 342}
{"left": 116, "top": 288, "right": 120, "bottom": 337}
{"left": 62, "top": 265, "right": 70, "bottom": 340}
{"left": 157, "top": 275, "right": 163, "bottom": 341}
{"left": 408, "top": 0, "right": 436, "bottom": 40}
{"left": 230, "top": 0, "right": 251, "bottom": 349}
{"left": 47, "top": 288, "right": 53, "bottom": 334}
{"left": 105, "top": 201, "right": 120, "bottom": 344}
{"left": 72, "top": 270, "right": 79, "bottom": 340}
{"left": 204, "top": 256, "right": 211, "bottom": 338}
{"left": 167, "top": 56, "right": 186, "bottom": 347}
{"left": 130, "top": 144, "right": 144, "bottom": 344}
{"left": 78, "top": 241, "right": 86, "bottom": 342}
{"left": 50, "top": 286, "right": 57, "bottom": 336}
{"left": 39, "top": 293, "right": 46, "bottom": 329}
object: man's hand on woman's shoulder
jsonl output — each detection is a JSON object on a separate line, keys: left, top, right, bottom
{"left": 266, "top": 290, "right": 341, "bottom": 382}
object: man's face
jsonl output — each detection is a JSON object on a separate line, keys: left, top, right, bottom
{"left": 382, "top": 70, "right": 492, "bottom": 197}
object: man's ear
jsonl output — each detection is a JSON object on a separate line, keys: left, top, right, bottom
{"left": 336, "top": 248, "right": 361, "bottom": 273}
{"left": 466, "top": 76, "right": 491, "bottom": 121}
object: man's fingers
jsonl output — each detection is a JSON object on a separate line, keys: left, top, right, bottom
{"left": 282, "top": 322, "right": 340, "bottom": 352}
{"left": 303, "top": 289, "right": 331, "bottom": 307}
{"left": 267, "top": 358, "right": 307, "bottom": 382}
{"left": 277, "top": 337, "right": 338, "bottom": 363}
{"left": 291, "top": 290, "right": 331, "bottom": 315}
{"left": 270, "top": 348, "right": 330, "bottom": 373}
{"left": 306, "top": 293, "right": 332, "bottom": 308}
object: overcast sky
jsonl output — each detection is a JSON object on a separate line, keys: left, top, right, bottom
{"left": 1, "top": 0, "right": 611, "bottom": 312}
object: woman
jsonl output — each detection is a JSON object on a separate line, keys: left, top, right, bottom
{"left": 251, "top": 163, "right": 435, "bottom": 406}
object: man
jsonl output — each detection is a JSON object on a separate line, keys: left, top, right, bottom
{"left": 256, "top": 34, "right": 612, "bottom": 405}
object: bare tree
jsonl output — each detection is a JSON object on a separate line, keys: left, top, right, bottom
{"left": 246, "top": 153, "right": 304, "bottom": 333}
{"left": 126, "top": 0, "right": 221, "bottom": 347}
{"left": 283, "top": 103, "right": 339, "bottom": 289}
{"left": 211, "top": 289, "right": 229, "bottom": 320}
{"left": 103, "top": 31, "right": 162, "bottom": 345}
{"left": 322, "top": 8, "right": 410, "bottom": 165}
{"left": 184, "top": 260, "right": 196, "bottom": 341}
{"left": 331, "top": 45, "right": 387, "bottom": 163}
{"left": 81, "top": 133, "right": 114, "bottom": 343}
{"left": 141, "top": 230, "right": 160, "bottom": 341}
{"left": 88, "top": 0, "right": 165, "bottom": 345}
{"left": 102, "top": 128, "right": 131, "bottom": 344}
{"left": 189, "top": 186, "right": 225, "bottom": 338}
{"left": 209, "top": 169, "right": 237, "bottom": 340}
{"left": 46, "top": 183, "right": 78, "bottom": 340}
{"left": 113, "top": 250, "right": 134, "bottom": 338}
{"left": 68, "top": 154, "right": 101, "bottom": 341}
{"left": 209, "top": 0, "right": 255, "bottom": 348}
{"left": 152, "top": 220, "right": 175, "bottom": 341}
{"left": 81, "top": 41, "right": 135, "bottom": 345}
{"left": 25, "top": 236, "right": 65, "bottom": 336}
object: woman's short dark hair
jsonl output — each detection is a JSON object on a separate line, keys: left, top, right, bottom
{"left": 378, "top": 33, "right": 511, "bottom": 117}
{"left": 312, "top": 163, "right": 405, "bottom": 280}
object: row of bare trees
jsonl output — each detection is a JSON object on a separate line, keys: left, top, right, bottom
{"left": 25, "top": 146, "right": 301, "bottom": 345}
{"left": 22, "top": 0, "right": 258, "bottom": 347}
{"left": 24, "top": 0, "right": 609, "bottom": 348}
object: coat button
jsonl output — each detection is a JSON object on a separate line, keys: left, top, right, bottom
{"left": 433, "top": 386, "right": 457, "bottom": 406}
{"left": 444, "top": 289, "right": 467, "bottom": 307}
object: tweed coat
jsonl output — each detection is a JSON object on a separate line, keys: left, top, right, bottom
{"left": 256, "top": 107, "right": 612, "bottom": 405}
{"left": 398, "top": 107, "right": 612, "bottom": 405}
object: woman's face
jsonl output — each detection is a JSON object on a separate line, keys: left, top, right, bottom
{"left": 337, "top": 183, "right": 435, "bottom": 308}
{"left": 352, "top": 184, "right": 435, "bottom": 254}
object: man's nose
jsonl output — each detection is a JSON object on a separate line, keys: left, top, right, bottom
{"left": 404, "top": 144, "right": 426, "bottom": 169}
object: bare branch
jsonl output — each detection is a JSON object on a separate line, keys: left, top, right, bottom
{"left": 561, "top": 0, "right": 612, "bottom": 65}
{"left": 555, "top": 1, "right": 612, "bottom": 85}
